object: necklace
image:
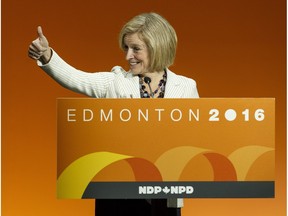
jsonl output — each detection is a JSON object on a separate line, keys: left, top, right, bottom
{"left": 139, "top": 70, "right": 167, "bottom": 98}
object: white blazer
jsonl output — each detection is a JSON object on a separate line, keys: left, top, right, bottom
{"left": 39, "top": 50, "right": 199, "bottom": 99}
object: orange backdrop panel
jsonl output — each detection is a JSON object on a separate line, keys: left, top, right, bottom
{"left": 57, "top": 98, "right": 274, "bottom": 179}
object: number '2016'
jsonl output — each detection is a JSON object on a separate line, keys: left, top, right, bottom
{"left": 209, "top": 109, "right": 265, "bottom": 121}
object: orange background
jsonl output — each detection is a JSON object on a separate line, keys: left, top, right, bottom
{"left": 1, "top": 0, "right": 286, "bottom": 216}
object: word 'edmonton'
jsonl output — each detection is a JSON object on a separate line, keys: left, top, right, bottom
{"left": 66, "top": 108, "right": 265, "bottom": 122}
{"left": 67, "top": 108, "right": 200, "bottom": 122}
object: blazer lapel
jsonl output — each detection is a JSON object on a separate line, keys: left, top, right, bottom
{"left": 164, "top": 69, "right": 185, "bottom": 98}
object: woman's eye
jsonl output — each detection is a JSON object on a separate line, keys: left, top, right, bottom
{"left": 133, "top": 47, "right": 141, "bottom": 52}
{"left": 123, "top": 45, "right": 141, "bottom": 52}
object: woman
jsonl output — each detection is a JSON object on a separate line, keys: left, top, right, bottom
{"left": 28, "top": 12, "right": 199, "bottom": 216}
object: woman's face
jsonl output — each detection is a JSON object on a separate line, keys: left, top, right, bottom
{"left": 124, "top": 33, "right": 150, "bottom": 75}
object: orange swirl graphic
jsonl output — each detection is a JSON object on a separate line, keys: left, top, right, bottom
{"left": 155, "top": 146, "right": 238, "bottom": 181}
{"left": 203, "top": 152, "right": 237, "bottom": 181}
{"left": 125, "top": 158, "right": 162, "bottom": 181}
{"left": 155, "top": 146, "right": 211, "bottom": 181}
{"left": 228, "top": 145, "right": 274, "bottom": 180}
{"left": 58, "top": 145, "right": 274, "bottom": 198}
{"left": 57, "top": 152, "right": 132, "bottom": 198}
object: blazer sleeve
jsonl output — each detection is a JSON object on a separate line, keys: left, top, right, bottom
{"left": 37, "top": 50, "right": 115, "bottom": 98}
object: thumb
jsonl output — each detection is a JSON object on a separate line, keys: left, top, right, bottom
{"left": 37, "top": 26, "right": 45, "bottom": 38}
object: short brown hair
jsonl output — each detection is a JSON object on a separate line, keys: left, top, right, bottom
{"left": 119, "top": 13, "right": 177, "bottom": 72}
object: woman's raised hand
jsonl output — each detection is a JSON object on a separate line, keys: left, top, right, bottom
{"left": 28, "top": 26, "right": 52, "bottom": 64}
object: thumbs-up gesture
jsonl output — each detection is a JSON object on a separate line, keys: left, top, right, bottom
{"left": 28, "top": 26, "right": 52, "bottom": 64}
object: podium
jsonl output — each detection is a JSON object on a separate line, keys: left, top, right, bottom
{"left": 56, "top": 98, "right": 275, "bottom": 200}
